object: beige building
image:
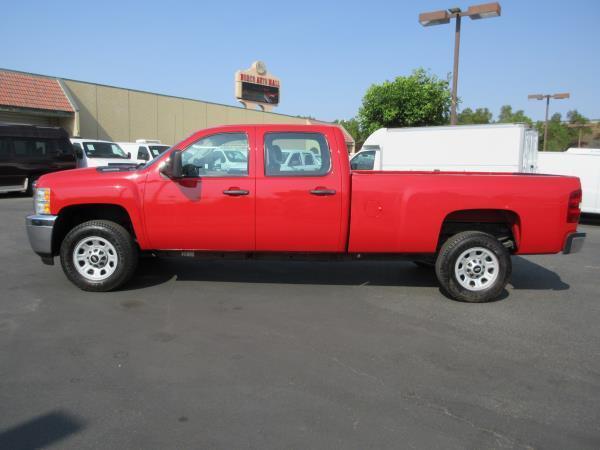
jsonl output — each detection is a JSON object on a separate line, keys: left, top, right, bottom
{"left": 0, "top": 68, "right": 354, "bottom": 152}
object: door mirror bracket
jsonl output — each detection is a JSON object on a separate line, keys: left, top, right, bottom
{"left": 160, "top": 150, "right": 183, "bottom": 178}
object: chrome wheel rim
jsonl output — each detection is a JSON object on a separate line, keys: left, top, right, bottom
{"left": 454, "top": 247, "right": 499, "bottom": 291}
{"left": 73, "top": 236, "right": 118, "bottom": 281}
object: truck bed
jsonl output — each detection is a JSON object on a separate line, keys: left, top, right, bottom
{"left": 348, "top": 171, "right": 580, "bottom": 255}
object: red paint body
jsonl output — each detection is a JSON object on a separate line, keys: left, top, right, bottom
{"left": 39, "top": 124, "right": 581, "bottom": 256}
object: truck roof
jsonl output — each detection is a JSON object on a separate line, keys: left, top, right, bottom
{"left": 70, "top": 138, "right": 119, "bottom": 144}
{"left": 0, "top": 122, "right": 69, "bottom": 139}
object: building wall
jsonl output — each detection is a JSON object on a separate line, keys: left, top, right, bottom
{"left": 63, "top": 80, "right": 306, "bottom": 145}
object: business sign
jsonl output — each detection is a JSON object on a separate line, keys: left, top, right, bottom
{"left": 235, "top": 61, "right": 280, "bottom": 111}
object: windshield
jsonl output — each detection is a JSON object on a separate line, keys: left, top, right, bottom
{"left": 148, "top": 145, "right": 170, "bottom": 157}
{"left": 83, "top": 142, "right": 129, "bottom": 159}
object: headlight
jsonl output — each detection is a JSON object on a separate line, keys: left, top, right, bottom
{"left": 34, "top": 188, "right": 51, "bottom": 215}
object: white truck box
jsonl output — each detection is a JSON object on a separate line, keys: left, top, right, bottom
{"left": 537, "top": 148, "right": 600, "bottom": 214}
{"left": 350, "top": 123, "right": 538, "bottom": 173}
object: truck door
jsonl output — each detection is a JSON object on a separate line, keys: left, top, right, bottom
{"left": 255, "top": 129, "right": 343, "bottom": 252}
{"left": 143, "top": 129, "right": 256, "bottom": 250}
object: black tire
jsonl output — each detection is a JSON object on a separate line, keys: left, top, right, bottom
{"left": 60, "top": 220, "right": 138, "bottom": 292}
{"left": 435, "top": 231, "right": 511, "bottom": 303}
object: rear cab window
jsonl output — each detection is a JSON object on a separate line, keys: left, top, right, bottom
{"left": 264, "top": 132, "right": 331, "bottom": 176}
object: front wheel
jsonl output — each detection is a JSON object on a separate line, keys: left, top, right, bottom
{"left": 60, "top": 220, "right": 138, "bottom": 291}
{"left": 435, "top": 231, "right": 511, "bottom": 303}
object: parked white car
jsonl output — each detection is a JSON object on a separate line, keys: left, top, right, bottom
{"left": 537, "top": 148, "right": 600, "bottom": 214}
{"left": 350, "top": 123, "right": 538, "bottom": 173}
{"left": 182, "top": 143, "right": 248, "bottom": 174}
{"left": 280, "top": 149, "right": 322, "bottom": 172}
{"left": 118, "top": 139, "right": 170, "bottom": 164}
{"left": 70, "top": 138, "right": 133, "bottom": 168}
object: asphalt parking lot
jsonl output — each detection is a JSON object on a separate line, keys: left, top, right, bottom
{"left": 1, "top": 195, "right": 599, "bottom": 449}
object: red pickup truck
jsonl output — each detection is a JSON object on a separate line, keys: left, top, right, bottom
{"left": 26, "top": 124, "right": 585, "bottom": 302}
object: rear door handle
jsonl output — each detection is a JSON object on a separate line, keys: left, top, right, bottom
{"left": 223, "top": 189, "right": 249, "bottom": 196}
{"left": 310, "top": 189, "right": 336, "bottom": 196}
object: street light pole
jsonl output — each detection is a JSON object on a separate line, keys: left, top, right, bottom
{"left": 419, "top": 3, "right": 501, "bottom": 126}
{"left": 451, "top": 13, "right": 462, "bottom": 125}
{"left": 544, "top": 95, "right": 550, "bottom": 152}
{"left": 528, "top": 93, "right": 570, "bottom": 151}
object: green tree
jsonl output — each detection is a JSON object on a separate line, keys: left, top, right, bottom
{"left": 358, "top": 68, "right": 452, "bottom": 135}
{"left": 334, "top": 117, "right": 367, "bottom": 149}
{"left": 497, "top": 105, "right": 533, "bottom": 126}
{"left": 537, "top": 113, "right": 571, "bottom": 151}
{"left": 458, "top": 107, "right": 492, "bottom": 124}
{"left": 537, "top": 110, "right": 590, "bottom": 151}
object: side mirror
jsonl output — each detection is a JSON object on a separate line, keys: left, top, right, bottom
{"left": 160, "top": 150, "right": 183, "bottom": 178}
{"left": 74, "top": 148, "right": 83, "bottom": 159}
{"left": 127, "top": 152, "right": 131, "bottom": 159}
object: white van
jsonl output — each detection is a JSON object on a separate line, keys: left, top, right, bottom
{"left": 537, "top": 148, "right": 600, "bottom": 214}
{"left": 71, "top": 138, "right": 133, "bottom": 168}
{"left": 350, "top": 123, "right": 538, "bottom": 173}
{"left": 118, "top": 139, "right": 170, "bottom": 164}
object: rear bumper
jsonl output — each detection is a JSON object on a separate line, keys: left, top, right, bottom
{"left": 563, "top": 231, "right": 586, "bottom": 254}
{"left": 26, "top": 214, "right": 57, "bottom": 265}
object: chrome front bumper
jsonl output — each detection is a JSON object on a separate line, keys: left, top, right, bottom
{"left": 26, "top": 214, "right": 58, "bottom": 265}
{"left": 563, "top": 232, "right": 586, "bottom": 254}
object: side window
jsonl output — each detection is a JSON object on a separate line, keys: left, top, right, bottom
{"left": 265, "top": 132, "right": 330, "bottom": 176}
{"left": 350, "top": 151, "right": 375, "bottom": 170}
{"left": 0, "top": 138, "right": 10, "bottom": 159}
{"left": 55, "top": 139, "right": 73, "bottom": 157}
{"left": 13, "top": 139, "right": 29, "bottom": 157}
{"left": 33, "top": 140, "right": 50, "bottom": 158}
{"left": 182, "top": 132, "right": 248, "bottom": 177}
{"left": 138, "top": 146, "right": 150, "bottom": 161}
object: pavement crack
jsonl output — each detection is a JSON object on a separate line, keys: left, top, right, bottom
{"left": 402, "top": 391, "right": 527, "bottom": 449}
{"left": 331, "top": 356, "right": 385, "bottom": 386}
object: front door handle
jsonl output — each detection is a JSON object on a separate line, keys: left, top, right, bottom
{"left": 310, "top": 188, "right": 336, "bottom": 196}
{"left": 223, "top": 189, "right": 249, "bottom": 196}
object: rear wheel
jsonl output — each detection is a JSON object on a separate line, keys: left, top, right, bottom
{"left": 435, "top": 231, "right": 511, "bottom": 302}
{"left": 60, "top": 220, "right": 138, "bottom": 291}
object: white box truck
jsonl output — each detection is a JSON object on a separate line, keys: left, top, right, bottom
{"left": 537, "top": 148, "right": 600, "bottom": 214}
{"left": 350, "top": 123, "right": 538, "bottom": 173}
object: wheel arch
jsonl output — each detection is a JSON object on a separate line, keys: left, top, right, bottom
{"left": 52, "top": 203, "right": 138, "bottom": 255}
{"left": 437, "top": 209, "right": 521, "bottom": 252}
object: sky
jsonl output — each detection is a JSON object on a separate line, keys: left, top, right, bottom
{"left": 2, "top": 0, "right": 599, "bottom": 122}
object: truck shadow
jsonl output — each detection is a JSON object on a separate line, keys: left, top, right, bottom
{"left": 128, "top": 258, "right": 439, "bottom": 289}
{"left": 580, "top": 213, "right": 600, "bottom": 226}
{"left": 510, "top": 256, "right": 570, "bottom": 291}
{"left": 0, "top": 410, "right": 85, "bottom": 449}
{"left": 126, "top": 255, "right": 569, "bottom": 293}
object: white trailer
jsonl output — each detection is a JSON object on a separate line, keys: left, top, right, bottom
{"left": 350, "top": 123, "right": 538, "bottom": 173}
{"left": 537, "top": 148, "right": 600, "bottom": 214}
